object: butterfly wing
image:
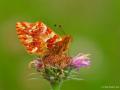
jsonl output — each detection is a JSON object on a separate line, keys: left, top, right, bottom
{"left": 47, "top": 35, "right": 72, "bottom": 55}
{"left": 16, "top": 21, "right": 62, "bottom": 55}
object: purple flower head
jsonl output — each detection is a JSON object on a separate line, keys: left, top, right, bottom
{"left": 29, "top": 58, "right": 43, "bottom": 71}
{"left": 71, "top": 53, "right": 90, "bottom": 69}
{"left": 34, "top": 59, "right": 43, "bottom": 69}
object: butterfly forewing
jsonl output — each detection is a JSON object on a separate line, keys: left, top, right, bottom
{"left": 16, "top": 21, "right": 62, "bottom": 55}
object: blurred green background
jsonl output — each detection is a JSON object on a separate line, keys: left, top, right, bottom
{"left": 0, "top": 0, "right": 120, "bottom": 90}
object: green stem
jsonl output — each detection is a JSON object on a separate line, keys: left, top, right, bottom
{"left": 50, "top": 81, "right": 62, "bottom": 90}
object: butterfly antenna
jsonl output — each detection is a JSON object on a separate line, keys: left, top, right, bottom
{"left": 54, "top": 24, "right": 66, "bottom": 35}
{"left": 58, "top": 25, "right": 66, "bottom": 35}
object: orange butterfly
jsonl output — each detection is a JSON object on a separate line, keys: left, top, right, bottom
{"left": 16, "top": 21, "right": 71, "bottom": 56}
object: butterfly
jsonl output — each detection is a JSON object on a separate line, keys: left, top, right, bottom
{"left": 16, "top": 21, "right": 71, "bottom": 56}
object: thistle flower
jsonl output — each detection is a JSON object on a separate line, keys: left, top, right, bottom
{"left": 16, "top": 21, "right": 91, "bottom": 90}
{"left": 43, "top": 54, "right": 71, "bottom": 69}
{"left": 71, "top": 53, "right": 90, "bottom": 69}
